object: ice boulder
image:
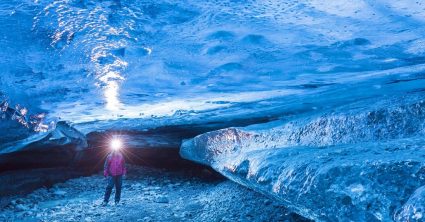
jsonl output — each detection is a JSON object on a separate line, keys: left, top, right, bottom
{"left": 180, "top": 99, "right": 425, "bottom": 221}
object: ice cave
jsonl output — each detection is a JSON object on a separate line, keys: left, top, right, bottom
{"left": 1, "top": 0, "right": 425, "bottom": 221}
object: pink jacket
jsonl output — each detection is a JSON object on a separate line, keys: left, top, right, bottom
{"left": 104, "top": 152, "right": 127, "bottom": 177}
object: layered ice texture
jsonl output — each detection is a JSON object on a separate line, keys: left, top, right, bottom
{"left": 1, "top": 0, "right": 425, "bottom": 220}
{"left": 180, "top": 96, "right": 425, "bottom": 221}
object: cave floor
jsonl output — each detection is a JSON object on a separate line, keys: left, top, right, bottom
{"left": 0, "top": 165, "right": 306, "bottom": 222}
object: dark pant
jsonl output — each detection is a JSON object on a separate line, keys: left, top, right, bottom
{"left": 103, "top": 175, "right": 122, "bottom": 203}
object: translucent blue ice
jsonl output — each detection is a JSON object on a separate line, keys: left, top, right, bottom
{"left": 1, "top": 1, "right": 425, "bottom": 220}
{"left": 2, "top": 0, "right": 425, "bottom": 145}
{"left": 180, "top": 96, "right": 425, "bottom": 221}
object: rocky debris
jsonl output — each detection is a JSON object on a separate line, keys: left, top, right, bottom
{"left": 0, "top": 165, "right": 309, "bottom": 222}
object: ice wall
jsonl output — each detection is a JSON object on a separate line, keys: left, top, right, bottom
{"left": 180, "top": 96, "right": 425, "bottom": 221}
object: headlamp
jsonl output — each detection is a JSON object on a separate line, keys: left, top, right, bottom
{"left": 110, "top": 138, "right": 122, "bottom": 151}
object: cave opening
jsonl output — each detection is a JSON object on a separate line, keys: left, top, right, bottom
{"left": 0, "top": 130, "right": 224, "bottom": 202}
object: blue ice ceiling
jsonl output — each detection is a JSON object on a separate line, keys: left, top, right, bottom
{"left": 1, "top": 0, "right": 425, "bottom": 145}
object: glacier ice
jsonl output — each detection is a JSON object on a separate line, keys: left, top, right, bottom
{"left": 181, "top": 97, "right": 425, "bottom": 165}
{"left": 3, "top": 0, "right": 425, "bottom": 146}
{"left": 2, "top": 0, "right": 425, "bottom": 220}
{"left": 396, "top": 185, "right": 425, "bottom": 221}
{"left": 180, "top": 97, "right": 425, "bottom": 221}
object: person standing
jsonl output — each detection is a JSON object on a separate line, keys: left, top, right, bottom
{"left": 102, "top": 148, "right": 127, "bottom": 206}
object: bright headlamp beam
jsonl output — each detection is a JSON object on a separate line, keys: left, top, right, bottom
{"left": 110, "top": 138, "right": 122, "bottom": 151}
